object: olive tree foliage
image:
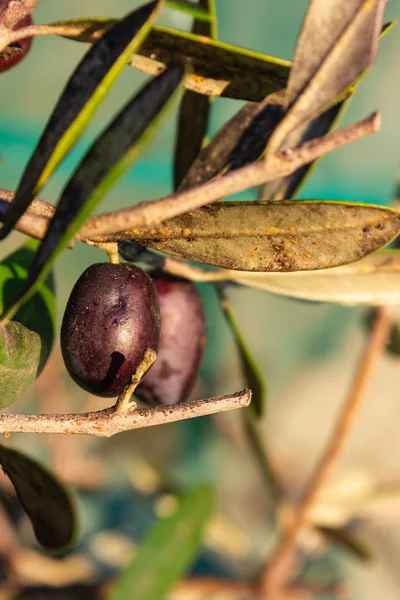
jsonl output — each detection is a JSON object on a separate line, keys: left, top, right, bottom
{"left": 0, "top": 0, "right": 398, "bottom": 598}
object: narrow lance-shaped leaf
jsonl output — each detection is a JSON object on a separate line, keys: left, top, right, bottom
{"left": 174, "top": 0, "right": 217, "bottom": 190}
{"left": 109, "top": 486, "right": 213, "bottom": 600}
{"left": 0, "top": 0, "right": 162, "bottom": 241}
{"left": 127, "top": 201, "right": 400, "bottom": 272}
{"left": 216, "top": 284, "right": 266, "bottom": 418}
{"left": 229, "top": 250, "right": 400, "bottom": 306}
{"left": 0, "top": 444, "right": 77, "bottom": 551}
{"left": 0, "top": 64, "right": 185, "bottom": 323}
{"left": 267, "top": 0, "right": 387, "bottom": 153}
{"left": 260, "top": 21, "right": 394, "bottom": 200}
{"left": 55, "top": 18, "right": 290, "bottom": 102}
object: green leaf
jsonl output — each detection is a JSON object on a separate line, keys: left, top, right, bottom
{"left": 0, "top": 240, "right": 56, "bottom": 351}
{"left": 229, "top": 250, "right": 400, "bottom": 306}
{"left": 109, "top": 486, "right": 213, "bottom": 600}
{"left": 130, "top": 201, "right": 400, "bottom": 272}
{"left": 0, "top": 321, "right": 46, "bottom": 409}
{"left": 0, "top": 0, "right": 162, "bottom": 241}
{"left": 55, "top": 19, "right": 290, "bottom": 102}
{"left": 174, "top": 0, "right": 216, "bottom": 190}
{"left": 216, "top": 285, "right": 266, "bottom": 417}
{"left": 268, "top": 0, "right": 387, "bottom": 151}
{"left": 0, "top": 64, "right": 185, "bottom": 323}
{"left": 0, "top": 444, "right": 77, "bottom": 551}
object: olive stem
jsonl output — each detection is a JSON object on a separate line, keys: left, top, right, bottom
{"left": 0, "top": 389, "right": 251, "bottom": 437}
{"left": 0, "top": 112, "right": 380, "bottom": 243}
{"left": 114, "top": 349, "right": 157, "bottom": 414}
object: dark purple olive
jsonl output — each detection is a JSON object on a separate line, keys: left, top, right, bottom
{"left": 136, "top": 272, "right": 206, "bottom": 406}
{"left": 61, "top": 263, "right": 160, "bottom": 397}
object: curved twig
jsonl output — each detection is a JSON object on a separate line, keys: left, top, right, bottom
{"left": 0, "top": 389, "right": 251, "bottom": 437}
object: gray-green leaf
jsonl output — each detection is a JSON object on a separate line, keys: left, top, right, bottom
{"left": 109, "top": 486, "right": 213, "bottom": 600}
{"left": 130, "top": 201, "right": 400, "bottom": 272}
{"left": 0, "top": 321, "right": 46, "bottom": 409}
{"left": 268, "top": 0, "right": 387, "bottom": 151}
{"left": 229, "top": 250, "right": 400, "bottom": 306}
{"left": 0, "top": 444, "right": 77, "bottom": 551}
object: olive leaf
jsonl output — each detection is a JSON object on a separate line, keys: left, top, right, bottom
{"left": 55, "top": 19, "right": 290, "bottom": 102}
{"left": 268, "top": 0, "right": 387, "bottom": 151}
{"left": 178, "top": 20, "right": 393, "bottom": 195}
{"left": 0, "top": 444, "right": 76, "bottom": 551}
{"left": 0, "top": 239, "right": 56, "bottom": 351}
{"left": 130, "top": 201, "right": 400, "bottom": 272}
{"left": 174, "top": 0, "right": 216, "bottom": 190}
{"left": 259, "top": 95, "right": 351, "bottom": 200}
{"left": 0, "top": 321, "right": 46, "bottom": 410}
{"left": 216, "top": 285, "right": 266, "bottom": 418}
{"left": 0, "top": 64, "right": 185, "bottom": 323}
{"left": 0, "top": 0, "right": 162, "bottom": 242}
{"left": 229, "top": 250, "right": 400, "bottom": 306}
{"left": 260, "top": 21, "right": 394, "bottom": 200}
{"left": 179, "top": 94, "right": 285, "bottom": 191}
{"left": 109, "top": 486, "right": 213, "bottom": 600}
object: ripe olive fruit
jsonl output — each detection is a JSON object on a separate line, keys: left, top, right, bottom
{"left": 0, "top": 12, "right": 33, "bottom": 73}
{"left": 61, "top": 263, "right": 160, "bottom": 397}
{"left": 136, "top": 272, "right": 206, "bottom": 406}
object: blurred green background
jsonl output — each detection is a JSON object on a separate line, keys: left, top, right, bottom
{"left": 0, "top": 1, "right": 399, "bottom": 598}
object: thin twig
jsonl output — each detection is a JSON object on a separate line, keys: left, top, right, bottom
{"left": 0, "top": 24, "right": 82, "bottom": 53}
{"left": 0, "top": 389, "right": 251, "bottom": 437}
{"left": 0, "top": 112, "right": 379, "bottom": 246}
{"left": 80, "top": 112, "right": 380, "bottom": 240}
{"left": 259, "top": 306, "right": 394, "bottom": 599}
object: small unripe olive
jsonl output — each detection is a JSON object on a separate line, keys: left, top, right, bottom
{"left": 136, "top": 272, "right": 206, "bottom": 406}
{"left": 61, "top": 263, "right": 160, "bottom": 397}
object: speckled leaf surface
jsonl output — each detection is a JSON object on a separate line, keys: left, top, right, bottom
{"left": 131, "top": 201, "right": 400, "bottom": 272}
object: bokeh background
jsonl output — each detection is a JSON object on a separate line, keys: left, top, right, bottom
{"left": 0, "top": 1, "right": 399, "bottom": 598}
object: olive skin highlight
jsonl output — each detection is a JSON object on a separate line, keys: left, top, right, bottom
{"left": 136, "top": 272, "right": 206, "bottom": 406}
{"left": 61, "top": 263, "right": 160, "bottom": 398}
